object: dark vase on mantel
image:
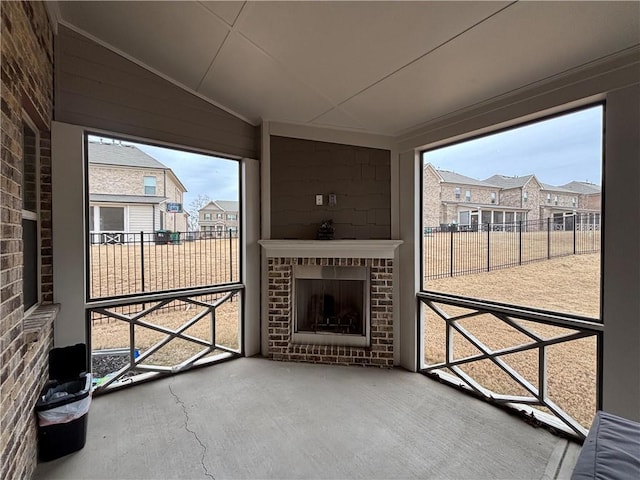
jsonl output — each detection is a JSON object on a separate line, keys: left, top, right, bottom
{"left": 317, "top": 219, "right": 334, "bottom": 240}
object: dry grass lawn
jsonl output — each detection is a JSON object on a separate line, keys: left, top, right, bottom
{"left": 424, "top": 253, "right": 600, "bottom": 428}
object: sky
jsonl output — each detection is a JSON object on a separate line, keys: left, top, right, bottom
{"left": 424, "top": 105, "right": 603, "bottom": 187}
{"left": 89, "top": 135, "right": 239, "bottom": 214}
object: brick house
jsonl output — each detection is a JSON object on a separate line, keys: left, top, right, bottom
{"left": 424, "top": 164, "right": 602, "bottom": 231}
{"left": 1, "top": 2, "right": 638, "bottom": 478}
{"left": 88, "top": 140, "right": 188, "bottom": 241}
{"left": 198, "top": 200, "right": 239, "bottom": 237}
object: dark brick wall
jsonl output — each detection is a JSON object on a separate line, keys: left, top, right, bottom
{"left": 270, "top": 136, "right": 391, "bottom": 240}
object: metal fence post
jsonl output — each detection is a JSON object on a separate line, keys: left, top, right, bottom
{"left": 547, "top": 217, "right": 551, "bottom": 260}
{"left": 229, "top": 228, "right": 233, "bottom": 283}
{"left": 486, "top": 223, "right": 490, "bottom": 272}
{"left": 140, "top": 231, "right": 145, "bottom": 292}
{"left": 573, "top": 214, "right": 577, "bottom": 255}
{"left": 518, "top": 220, "right": 522, "bottom": 265}
{"left": 449, "top": 228, "right": 454, "bottom": 277}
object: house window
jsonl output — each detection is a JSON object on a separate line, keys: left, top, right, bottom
{"left": 227, "top": 214, "right": 237, "bottom": 220}
{"left": 454, "top": 187, "right": 461, "bottom": 199}
{"left": 523, "top": 191, "right": 528, "bottom": 202}
{"left": 22, "top": 120, "right": 39, "bottom": 311}
{"left": 99, "top": 206, "right": 125, "bottom": 231}
{"left": 216, "top": 213, "right": 224, "bottom": 219}
{"left": 547, "top": 193, "right": 551, "bottom": 203}
{"left": 465, "top": 190, "right": 471, "bottom": 201}
{"left": 144, "top": 176, "right": 156, "bottom": 195}
{"left": 204, "top": 213, "right": 212, "bottom": 220}
{"left": 572, "top": 197, "right": 577, "bottom": 207}
{"left": 491, "top": 192, "right": 496, "bottom": 204}
{"left": 554, "top": 195, "right": 558, "bottom": 205}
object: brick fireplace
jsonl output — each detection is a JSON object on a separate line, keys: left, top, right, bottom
{"left": 259, "top": 240, "right": 402, "bottom": 367}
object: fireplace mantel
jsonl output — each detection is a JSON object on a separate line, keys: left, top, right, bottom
{"left": 258, "top": 240, "right": 403, "bottom": 259}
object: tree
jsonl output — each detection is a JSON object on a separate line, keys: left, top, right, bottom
{"left": 186, "top": 194, "right": 211, "bottom": 232}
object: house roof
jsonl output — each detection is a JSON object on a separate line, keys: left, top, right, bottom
{"left": 88, "top": 141, "right": 167, "bottom": 169}
{"left": 89, "top": 194, "right": 167, "bottom": 204}
{"left": 200, "top": 200, "right": 240, "bottom": 213}
{"left": 540, "top": 183, "right": 579, "bottom": 194}
{"left": 437, "top": 169, "right": 496, "bottom": 188}
{"left": 560, "top": 181, "right": 602, "bottom": 194}
{"left": 483, "top": 174, "right": 536, "bottom": 189}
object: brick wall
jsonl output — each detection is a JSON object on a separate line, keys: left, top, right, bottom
{"left": 1, "top": 1, "right": 54, "bottom": 478}
{"left": 270, "top": 136, "right": 391, "bottom": 240}
{"left": 89, "top": 165, "right": 167, "bottom": 197}
{"left": 422, "top": 166, "right": 441, "bottom": 228}
{"left": 266, "top": 257, "right": 393, "bottom": 367}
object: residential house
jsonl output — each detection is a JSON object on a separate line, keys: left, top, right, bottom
{"left": 423, "top": 165, "right": 603, "bottom": 231}
{"left": 88, "top": 141, "right": 188, "bottom": 242}
{"left": 423, "top": 164, "right": 527, "bottom": 230}
{"left": 199, "top": 200, "right": 239, "bottom": 237}
{"left": 3, "top": 2, "right": 638, "bottom": 479}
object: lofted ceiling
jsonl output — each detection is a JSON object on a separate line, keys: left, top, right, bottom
{"left": 56, "top": 1, "right": 640, "bottom": 136}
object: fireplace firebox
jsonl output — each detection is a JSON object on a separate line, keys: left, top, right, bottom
{"left": 293, "top": 265, "right": 370, "bottom": 347}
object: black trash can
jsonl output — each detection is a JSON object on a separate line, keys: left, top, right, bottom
{"left": 35, "top": 343, "right": 91, "bottom": 462}
{"left": 154, "top": 229, "right": 170, "bottom": 245}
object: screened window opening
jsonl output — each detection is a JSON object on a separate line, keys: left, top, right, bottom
{"left": 420, "top": 104, "right": 603, "bottom": 432}
{"left": 86, "top": 134, "right": 241, "bottom": 300}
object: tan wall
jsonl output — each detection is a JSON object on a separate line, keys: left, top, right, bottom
{"left": 89, "top": 165, "right": 166, "bottom": 196}
{"left": 0, "top": 2, "right": 55, "bottom": 478}
{"left": 543, "top": 191, "right": 576, "bottom": 209}
{"left": 270, "top": 136, "right": 391, "bottom": 240}
{"left": 580, "top": 193, "right": 601, "bottom": 210}
{"left": 422, "top": 167, "right": 441, "bottom": 228}
{"left": 440, "top": 184, "right": 497, "bottom": 205}
{"left": 499, "top": 187, "right": 524, "bottom": 208}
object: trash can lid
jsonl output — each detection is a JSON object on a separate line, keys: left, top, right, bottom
{"left": 49, "top": 343, "right": 88, "bottom": 381}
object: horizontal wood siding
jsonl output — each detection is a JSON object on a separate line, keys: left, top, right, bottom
{"left": 128, "top": 205, "right": 154, "bottom": 233}
{"left": 55, "top": 26, "right": 258, "bottom": 159}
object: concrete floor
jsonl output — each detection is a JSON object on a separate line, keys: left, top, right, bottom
{"left": 35, "top": 357, "right": 581, "bottom": 480}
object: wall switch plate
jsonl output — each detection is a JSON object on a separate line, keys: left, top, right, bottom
{"left": 315, "top": 194, "right": 323, "bottom": 206}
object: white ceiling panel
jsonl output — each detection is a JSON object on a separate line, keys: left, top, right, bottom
{"left": 200, "top": 1, "right": 245, "bottom": 27}
{"left": 57, "top": 1, "right": 639, "bottom": 135}
{"left": 198, "top": 32, "right": 334, "bottom": 124}
{"left": 58, "top": 1, "right": 230, "bottom": 89}
{"left": 341, "top": 1, "right": 640, "bottom": 134}
{"left": 310, "top": 108, "right": 367, "bottom": 131}
{"left": 237, "top": 1, "right": 510, "bottom": 104}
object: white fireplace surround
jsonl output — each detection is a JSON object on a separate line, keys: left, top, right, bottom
{"left": 258, "top": 240, "right": 403, "bottom": 259}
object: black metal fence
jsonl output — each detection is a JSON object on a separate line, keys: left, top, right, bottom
{"left": 89, "top": 229, "right": 239, "bottom": 300}
{"left": 423, "top": 214, "right": 601, "bottom": 281}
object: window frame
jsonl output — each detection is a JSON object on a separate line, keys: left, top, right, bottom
{"left": 143, "top": 175, "right": 157, "bottom": 195}
{"left": 22, "top": 114, "right": 41, "bottom": 314}
{"left": 419, "top": 101, "right": 604, "bottom": 317}
{"left": 84, "top": 130, "right": 244, "bottom": 302}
